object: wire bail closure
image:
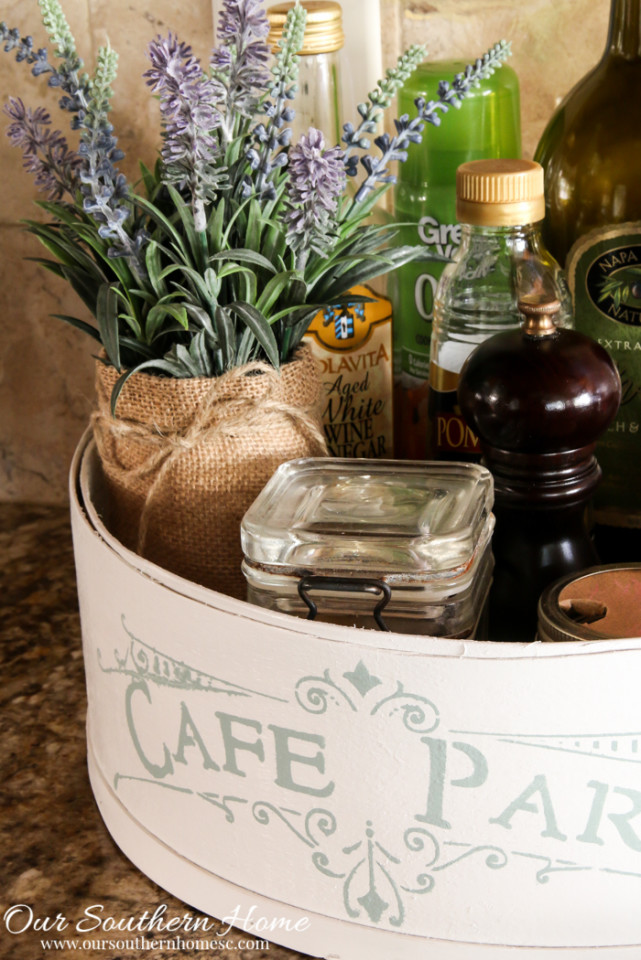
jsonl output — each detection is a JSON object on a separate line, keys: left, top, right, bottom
{"left": 297, "top": 575, "right": 392, "bottom": 631}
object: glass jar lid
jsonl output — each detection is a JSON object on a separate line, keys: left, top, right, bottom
{"left": 241, "top": 458, "right": 494, "bottom": 581}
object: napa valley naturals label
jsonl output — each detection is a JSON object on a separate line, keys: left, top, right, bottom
{"left": 567, "top": 224, "right": 641, "bottom": 527}
{"left": 304, "top": 285, "right": 393, "bottom": 458}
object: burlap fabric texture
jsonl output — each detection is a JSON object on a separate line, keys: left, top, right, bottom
{"left": 92, "top": 344, "right": 327, "bottom": 599}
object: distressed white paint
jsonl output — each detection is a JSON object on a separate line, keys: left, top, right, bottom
{"left": 71, "top": 433, "right": 641, "bottom": 957}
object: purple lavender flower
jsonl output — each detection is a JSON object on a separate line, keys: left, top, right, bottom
{"left": 0, "top": 19, "right": 89, "bottom": 121}
{"left": 210, "top": 0, "right": 270, "bottom": 130}
{"left": 0, "top": 22, "right": 52, "bottom": 77}
{"left": 249, "top": 2, "right": 305, "bottom": 199}
{"left": 145, "top": 34, "right": 224, "bottom": 231}
{"left": 286, "top": 128, "right": 346, "bottom": 264}
{"left": 4, "top": 97, "right": 80, "bottom": 199}
{"left": 1, "top": 14, "right": 143, "bottom": 271}
{"left": 348, "top": 41, "right": 512, "bottom": 205}
{"left": 215, "top": 0, "right": 269, "bottom": 44}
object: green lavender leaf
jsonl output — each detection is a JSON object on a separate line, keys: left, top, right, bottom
{"left": 229, "top": 300, "right": 279, "bottom": 368}
{"left": 96, "top": 283, "right": 121, "bottom": 370}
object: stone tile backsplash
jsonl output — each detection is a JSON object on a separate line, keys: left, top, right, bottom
{"left": 0, "top": 0, "right": 612, "bottom": 501}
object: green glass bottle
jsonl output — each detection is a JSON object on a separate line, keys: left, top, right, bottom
{"left": 389, "top": 59, "right": 521, "bottom": 460}
{"left": 534, "top": 0, "right": 641, "bottom": 557}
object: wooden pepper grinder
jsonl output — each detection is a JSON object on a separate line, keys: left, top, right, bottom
{"left": 458, "top": 295, "right": 622, "bottom": 642}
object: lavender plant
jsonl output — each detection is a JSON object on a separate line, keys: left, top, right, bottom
{"left": 4, "top": 97, "right": 81, "bottom": 199}
{"left": 1, "top": 0, "right": 511, "bottom": 409}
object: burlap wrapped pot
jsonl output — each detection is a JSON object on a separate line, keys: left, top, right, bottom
{"left": 92, "top": 344, "right": 327, "bottom": 599}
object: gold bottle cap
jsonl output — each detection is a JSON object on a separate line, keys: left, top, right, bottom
{"left": 456, "top": 159, "right": 545, "bottom": 227}
{"left": 267, "top": 1, "right": 344, "bottom": 55}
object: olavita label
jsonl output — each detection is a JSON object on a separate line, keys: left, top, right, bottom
{"left": 567, "top": 224, "right": 641, "bottom": 527}
{"left": 304, "top": 285, "right": 393, "bottom": 459}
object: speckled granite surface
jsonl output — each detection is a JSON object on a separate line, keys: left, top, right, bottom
{"left": 0, "top": 504, "right": 308, "bottom": 960}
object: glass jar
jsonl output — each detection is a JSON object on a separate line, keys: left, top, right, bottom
{"left": 266, "top": 0, "right": 345, "bottom": 145}
{"left": 241, "top": 457, "right": 494, "bottom": 637}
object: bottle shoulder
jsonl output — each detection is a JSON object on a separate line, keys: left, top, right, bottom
{"left": 435, "top": 227, "right": 568, "bottom": 295}
{"left": 535, "top": 55, "right": 641, "bottom": 261}
{"left": 536, "top": 56, "right": 641, "bottom": 162}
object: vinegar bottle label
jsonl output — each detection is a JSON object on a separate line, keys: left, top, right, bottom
{"left": 304, "top": 284, "right": 394, "bottom": 459}
{"left": 426, "top": 362, "right": 481, "bottom": 461}
{"left": 566, "top": 222, "right": 641, "bottom": 528}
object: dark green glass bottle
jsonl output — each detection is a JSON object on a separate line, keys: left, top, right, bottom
{"left": 535, "top": 0, "right": 641, "bottom": 558}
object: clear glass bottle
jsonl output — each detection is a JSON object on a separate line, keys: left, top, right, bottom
{"left": 266, "top": 0, "right": 345, "bottom": 145}
{"left": 390, "top": 59, "right": 522, "bottom": 461}
{"left": 534, "top": 0, "right": 641, "bottom": 557}
{"left": 267, "top": 1, "right": 395, "bottom": 459}
{"left": 426, "top": 159, "right": 572, "bottom": 462}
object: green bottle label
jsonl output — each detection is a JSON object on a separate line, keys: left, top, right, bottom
{"left": 567, "top": 223, "right": 641, "bottom": 527}
{"left": 391, "top": 184, "right": 461, "bottom": 382}
{"left": 390, "top": 186, "right": 462, "bottom": 460}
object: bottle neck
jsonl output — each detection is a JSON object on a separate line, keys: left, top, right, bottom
{"left": 464, "top": 221, "right": 541, "bottom": 234}
{"left": 292, "top": 50, "right": 343, "bottom": 145}
{"left": 461, "top": 221, "right": 544, "bottom": 247}
{"left": 607, "top": 0, "right": 641, "bottom": 59}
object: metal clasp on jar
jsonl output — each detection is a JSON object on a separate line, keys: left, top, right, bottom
{"left": 297, "top": 575, "right": 392, "bottom": 631}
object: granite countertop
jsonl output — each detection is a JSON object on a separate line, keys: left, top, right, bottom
{"left": 0, "top": 503, "right": 308, "bottom": 960}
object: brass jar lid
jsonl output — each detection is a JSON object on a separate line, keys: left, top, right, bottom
{"left": 267, "top": 1, "right": 344, "bottom": 55}
{"left": 456, "top": 158, "right": 545, "bottom": 227}
{"left": 537, "top": 564, "right": 641, "bottom": 642}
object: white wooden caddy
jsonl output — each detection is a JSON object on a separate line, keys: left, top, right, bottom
{"left": 70, "top": 430, "right": 641, "bottom": 958}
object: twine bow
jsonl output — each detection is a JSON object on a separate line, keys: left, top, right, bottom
{"left": 92, "top": 361, "right": 328, "bottom": 555}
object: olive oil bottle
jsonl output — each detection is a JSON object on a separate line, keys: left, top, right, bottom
{"left": 535, "top": 0, "right": 641, "bottom": 557}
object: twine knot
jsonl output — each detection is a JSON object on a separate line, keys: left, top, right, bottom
{"left": 92, "top": 360, "right": 327, "bottom": 555}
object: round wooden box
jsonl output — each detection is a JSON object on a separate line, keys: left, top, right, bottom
{"left": 70, "top": 431, "right": 641, "bottom": 958}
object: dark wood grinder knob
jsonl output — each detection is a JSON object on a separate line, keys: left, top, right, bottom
{"left": 457, "top": 296, "right": 622, "bottom": 641}
{"left": 457, "top": 295, "right": 622, "bottom": 506}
